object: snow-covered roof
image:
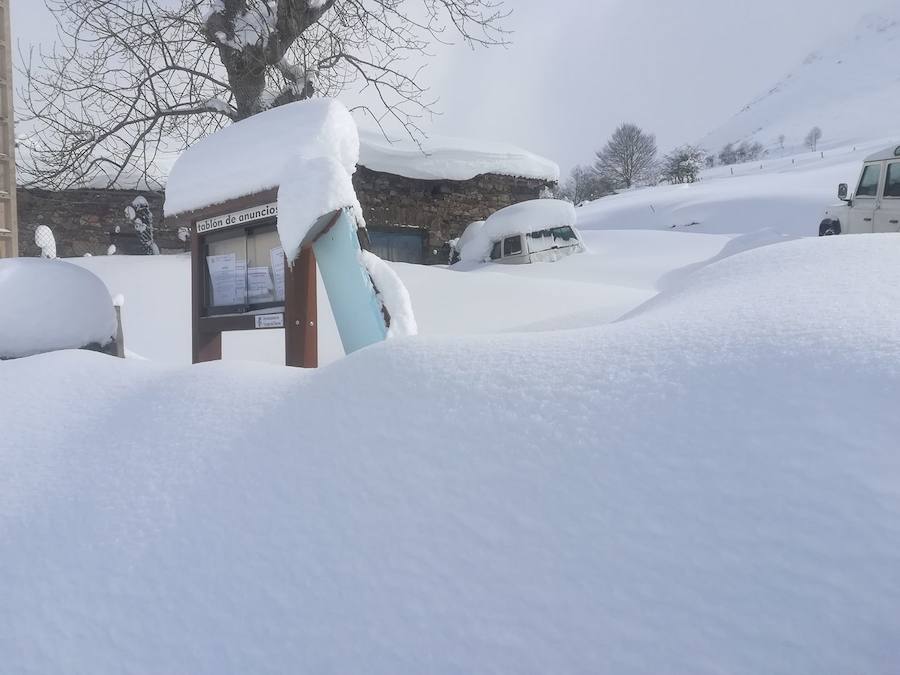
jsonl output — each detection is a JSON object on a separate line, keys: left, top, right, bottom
{"left": 0, "top": 258, "right": 116, "bottom": 358}
{"left": 165, "top": 99, "right": 359, "bottom": 217}
{"left": 358, "top": 129, "right": 559, "bottom": 183}
{"left": 863, "top": 144, "right": 900, "bottom": 163}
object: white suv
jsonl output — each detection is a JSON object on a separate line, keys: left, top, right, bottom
{"left": 819, "top": 144, "right": 900, "bottom": 236}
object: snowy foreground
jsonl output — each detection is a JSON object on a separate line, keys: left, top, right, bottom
{"left": 3, "top": 231, "right": 900, "bottom": 673}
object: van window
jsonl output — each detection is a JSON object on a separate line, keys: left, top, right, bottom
{"left": 856, "top": 163, "right": 881, "bottom": 197}
{"left": 551, "top": 226, "right": 578, "bottom": 241}
{"left": 490, "top": 241, "right": 502, "bottom": 260}
{"left": 503, "top": 235, "right": 523, "bottom": 256}
{"left": 885, "top": 163, "right": 900, "bottom": 198}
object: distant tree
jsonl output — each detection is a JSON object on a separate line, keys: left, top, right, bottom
{"left": 704, "top": 154, "right": 716, "bottom": 169}
{"left": 718, "top": 143, "right": 737, "bottom": 166}
{"left": 557, "top": 164, "right": 615, "bottom": 204}
{"left": 805, "top": 126, "right": 823, "bottom": 152}
{"left": 719, "top": 140, "right": 764, "bottom": 166}
{"left": 777, "top": 134, "right": 786, "bottom": 153}
{"left": 660, "top": 145, "right": 706, "bottom": 184}
{"left": 594, "top": 123, "right": 657, "bottom": 189}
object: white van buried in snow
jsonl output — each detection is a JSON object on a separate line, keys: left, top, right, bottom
{"left": 819, "top": 144, "right": 900, "bottom": 236}
{"left": 451, "top": 199, "right": 585, "bottom": 266}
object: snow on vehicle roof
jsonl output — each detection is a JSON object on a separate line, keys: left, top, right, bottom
{"left": 483, "top": 199, "right": 577, "bottom": 242}
{"left": 165, "top": 98, "right": 359, "bottom": 217}
{"left": 357, "top": 129, "right": 559, "bottom": 182}
{"left": 863, "top": 144, "right": 900, "bottom": 163}
{"left": 0, "top": 258, "right": 116, "bottom": 359}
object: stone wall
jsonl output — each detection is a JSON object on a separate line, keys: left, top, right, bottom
{"left": 17, "top": 187, "right": 183, "bottom": 258}
{"left": 353, "top": 168, "right": 550, "bottom": 262}
{"left": 16, "top": 170, "right": 551, "bottom": 262}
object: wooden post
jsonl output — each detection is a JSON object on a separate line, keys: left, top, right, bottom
{"left": 191, "top": 225, "right": 222, "bottom": 363}
{"left": 114, "top": 305, "right": 125, "bottom": 358}
{"left": 284, "top": 246, "right": 317, "bottom": 368}
{"left": 0, "top": 0, "right": 18, "bottom": 258}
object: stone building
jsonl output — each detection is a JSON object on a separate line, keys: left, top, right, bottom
{"left": 16, "top": 131, "right": 558, "bottom": 264}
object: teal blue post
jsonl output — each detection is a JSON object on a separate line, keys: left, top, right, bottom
{"left": 312, "top": 209, "right": 388, "bottom": 354}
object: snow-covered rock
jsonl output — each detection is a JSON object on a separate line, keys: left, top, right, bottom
{"left": 2, "top": 234, "right": 900, "bottom": 673}
{"left": 0, "top": 258, "right": 116, "bottom": 359}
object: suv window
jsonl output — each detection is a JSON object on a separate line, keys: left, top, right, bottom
{"left": 503, "top": 235, "right": 523, "bottom": 256}
{"left": 885, "top": 163, "right": 900, "bottom": 198}
{"left": 490, "top": 241, "right": 502, "bottom": 260}
{"left": 856, "top": 163, "right": 881, "bottom": 197}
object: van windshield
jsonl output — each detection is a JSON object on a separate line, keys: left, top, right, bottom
{"left": 856, "top": 163, "right": 881, "bottom": 197}
{"left": 526, "top": 226, "right": 579, "bottom": 253}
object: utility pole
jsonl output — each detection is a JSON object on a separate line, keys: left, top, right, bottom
{"left": 0, "top": 0, "right": 17, "bottom": 258}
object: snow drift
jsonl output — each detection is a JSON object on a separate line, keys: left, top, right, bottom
{"left": 0, "top": 258, "right": 116, "bottom": 359}
{"left": 2, "top": 235, "right": 900, "bottom": 673}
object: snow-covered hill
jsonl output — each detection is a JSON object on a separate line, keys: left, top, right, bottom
{"left": 575, "top": 138, "right": 892, "bottom": 237}
{"left": 700, "top": 12, "right": 900, "bottom": 154}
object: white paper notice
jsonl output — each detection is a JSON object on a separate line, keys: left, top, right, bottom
{"left": 206, "top": 253, "right": 237, "bottom": 306}
{"left": 270, "top": 246, "right": 285, "bottom": 301}
{"left": 235, "top": 259, "right": 247, "bottom": 304}
{"left": 248, "top": 266, "right": 274, "bottom": 299}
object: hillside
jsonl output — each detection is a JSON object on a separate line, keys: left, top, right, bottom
{"left": 700, "top": 12, "right": 900, "bottom": 155}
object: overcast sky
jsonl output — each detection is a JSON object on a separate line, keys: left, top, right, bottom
{"left": 9, "top": 0, "right": 892, "bottom": 175}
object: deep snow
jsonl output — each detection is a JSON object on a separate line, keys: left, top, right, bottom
{"left": 0, "top": 258, "right": 116, "bottom": 358}
{"left": 2, "top": 234, "right": 900, "bottom": 673}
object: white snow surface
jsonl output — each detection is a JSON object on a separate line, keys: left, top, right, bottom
{"left": 165, "top": 98, "right": 359, "bottom": 216}
{"left": 701, "top": 11, "right": 900, "bottom": 154}
{"left": 276, "top": 156, "right": 361, "bottom": 263}
{"left": 357, "top": 128, "right": 559, "bottom": 182}
{"left": 359, "top": 250, "right": 418, "bottom": 338}
{"left": 0, "top": 258, "right": 116, "bottom": 358}
{"left": 2, "top": 234, "right": 900, "bottom": 673}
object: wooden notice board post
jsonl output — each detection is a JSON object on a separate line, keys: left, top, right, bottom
{"left": 172, "top": 192, "right": 317, "bottom": 367}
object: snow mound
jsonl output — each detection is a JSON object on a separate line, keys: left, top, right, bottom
{"left": 701, "top": 10, "right": 900, "bottom": 153}
{"left": 0, "top": 258, "right": 116, "bottom": 358}
{"left": 165, "top": 98, "right": 359, "bottom": 216}
{"left": 359, "top": 250, "right": 418, "bottom": 338}
{"left": 3, "top": 236, "right": 900, "bottom": 673}
{"left": 358, "top": 128, "right": 560, "bottom": 182}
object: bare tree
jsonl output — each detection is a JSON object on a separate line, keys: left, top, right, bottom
{"left": 557, "top": 164, "right": 613, "bottom": 204}
{"left": 18, "top": 0, "right": 508, "bottom": 189}
{"left": 593, "top": 123, "right": 657, "bottom": 189}
{"left": 805, "top": 126, "right": 823, "bottom": 152}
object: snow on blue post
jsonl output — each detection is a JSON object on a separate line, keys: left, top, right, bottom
{"left": 311, "top": 209, "right": 388, "bottom": 353}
